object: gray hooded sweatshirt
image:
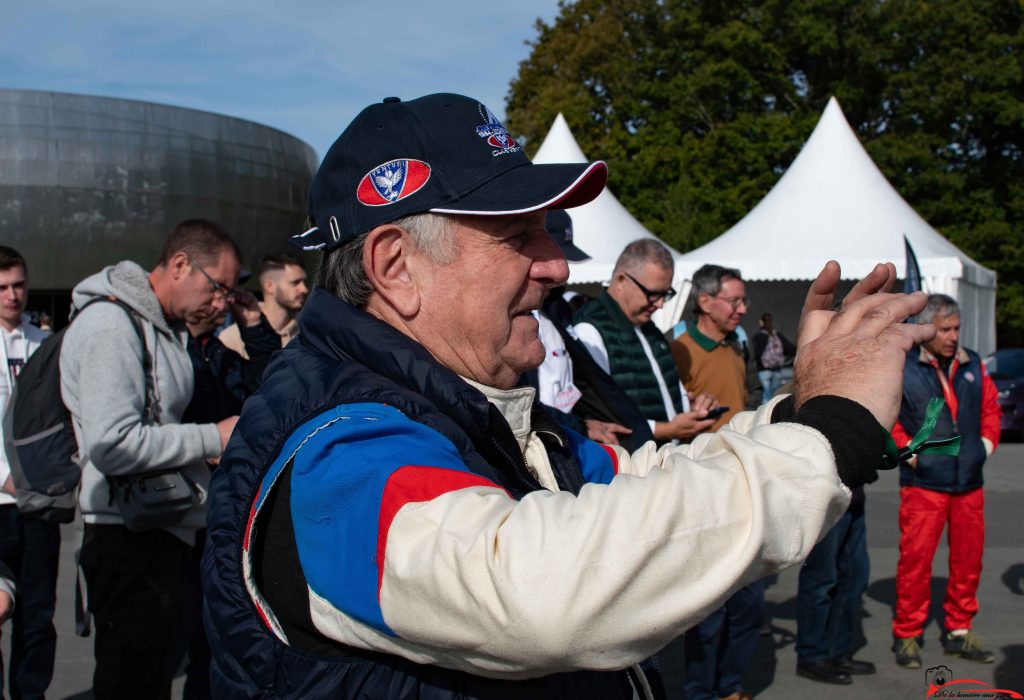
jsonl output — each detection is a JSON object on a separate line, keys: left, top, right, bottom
{"left": 60, "top": 261, "right": 221, "bottom": 544}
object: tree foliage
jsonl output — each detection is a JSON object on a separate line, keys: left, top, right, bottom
{"left": 506, "top": 0, "right": 1024, "bottom": 346}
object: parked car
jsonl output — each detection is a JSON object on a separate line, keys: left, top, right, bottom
{"left": 985, "top": 348, "right": 1024, "bottom": 442}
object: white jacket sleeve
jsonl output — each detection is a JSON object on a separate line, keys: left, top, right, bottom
{"left": 361, "top": 399, "right": 849, "bottom": 678}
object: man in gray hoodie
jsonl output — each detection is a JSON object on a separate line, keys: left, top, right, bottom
{"left": 60, "top": 219, "right": 240, "bottom": 700}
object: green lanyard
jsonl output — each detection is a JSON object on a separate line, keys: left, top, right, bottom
{"left": 881, "top": 397, "right": 961, "bottom": 470}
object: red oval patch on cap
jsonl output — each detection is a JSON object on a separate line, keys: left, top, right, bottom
{"left": 356, "top": 159, "right": 431, "bottom": 207}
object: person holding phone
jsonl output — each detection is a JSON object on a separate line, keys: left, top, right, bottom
{"left": 573, "top": 240, "right": 719, "bottom": 444}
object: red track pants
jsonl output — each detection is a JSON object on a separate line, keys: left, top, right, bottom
{"left": 892, "top": 486, "right": 985, "bottom": 639}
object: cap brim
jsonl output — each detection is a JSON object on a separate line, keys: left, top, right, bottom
{"left": 430, "top": 161, "right": 607, "bottom": 216}
{"left": 560, "top": 242, "right": 591, "bottom": 262}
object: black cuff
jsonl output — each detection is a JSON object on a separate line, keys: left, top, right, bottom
{"left": 769, "top": 395, "right": 796, "bottom": 423}
{"left": 782, "top": 395, "right": 887, "bottom": 489}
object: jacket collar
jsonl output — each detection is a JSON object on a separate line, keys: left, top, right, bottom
{"left": 689, "top": 320, "right": 739, "bottom": 353}
{"left": 918, "top": 345, "right": 969, "bottom": 367}
{"left": 298, "top": 289, "right": 512, "bottom": 448}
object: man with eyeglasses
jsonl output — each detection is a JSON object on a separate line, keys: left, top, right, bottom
{"left": 60, "top": 219, "right": 242, "bottom": 699}
{"left": 670, "top": 263, "right": 764, "bottom": 700}
{"left": 574, "top": 239, "right": 718, "bottom": 443}
{"left": 671, "top": 264, "right": 760, "bottom": 432}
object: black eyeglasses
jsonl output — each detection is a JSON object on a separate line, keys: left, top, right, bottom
{"left": 192, "top": 260, "right": 238, "bottom": 302}
{"left": 714, "top": 294, "right": 751, "bottom": 310}
{"left": 625, "top": 273, "right": 677, "bottom": 303}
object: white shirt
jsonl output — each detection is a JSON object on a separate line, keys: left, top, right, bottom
{"left": 534, "top": 311, "right": 581, "bottom": 414}
{"left": 574, "top": 321, "right": 690, "bottom": 433}
{"left": 0, "top": 317, "right": 50, "bottom": 505}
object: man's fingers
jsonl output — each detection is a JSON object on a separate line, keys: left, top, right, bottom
{"left": 833, "top": 291, "right": 928, "bottom": 338}
{"left": 800, "top": 261, "right": 841, "bottom": 324}
{"left": 842, "top": 262, "right": 897, "bottom": 308}
{"left": 797, "top": 309, "right": 833, "bottom": 350}
{"left": 880, "top": 319, "right": 936, "bottom": 352}
{"left": 609, "top": 423, "right": 633, "bottom": 435}
{"left": 691, "top": 394, "right": 714, "bottom": 413}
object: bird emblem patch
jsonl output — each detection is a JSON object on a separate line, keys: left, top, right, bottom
{"left": 475, "top": 104, "right": 521, "bottom": 156}
{"left": 357, "top": 159, "right": 431, "bottom": 206}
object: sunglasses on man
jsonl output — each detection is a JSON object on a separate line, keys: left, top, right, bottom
{"left": 625, "top": 273, "right": 677, "bottom": 304}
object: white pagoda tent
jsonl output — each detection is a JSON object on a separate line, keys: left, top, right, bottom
{"left": 532, "top": 114, "right": 684, "bottom": 293}
{"left": 667, "top": 97, "right": 997, "bottom": 354}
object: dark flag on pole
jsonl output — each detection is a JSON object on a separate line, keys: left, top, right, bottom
{"left": 903, "top": 235, "right": 922, "bottom": 294}
{"left": 904, "top": 234, "right": 922, "bottom": 323}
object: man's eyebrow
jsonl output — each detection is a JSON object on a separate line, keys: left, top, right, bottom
{"left": 492, "top": 215, "right": 543, "bottom": 237}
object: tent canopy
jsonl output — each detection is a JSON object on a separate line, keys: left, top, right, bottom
{"left": 532, "top": 114, "right": 683, "bottom": 285}
{"left": 675, "top": 98, "right": 994, "bottom": 286}
{"left": 670, "top": 97, "right": 996, "bottom": 354}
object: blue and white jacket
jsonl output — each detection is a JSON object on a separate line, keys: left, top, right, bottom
{"left": 203, "top": 289, "right": 860, "bottom": 699}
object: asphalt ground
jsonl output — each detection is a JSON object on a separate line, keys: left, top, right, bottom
{"left": 4, "top": 443, "right": 1022, "bottom": 699}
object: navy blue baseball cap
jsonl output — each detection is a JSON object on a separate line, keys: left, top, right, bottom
{"left": 290, "top": 93, "right": 608, "bottom": 251}
{"left": 545, "top": 210, "right": 590, "bottom": 262}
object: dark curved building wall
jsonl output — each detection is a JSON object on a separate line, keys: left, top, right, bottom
{"left": 0, "top": 89, "right": 318, "bottom": 299}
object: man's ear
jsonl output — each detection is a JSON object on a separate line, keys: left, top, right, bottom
{"left": 364, "top": 225, "right": 419, "bottom": 317}
{"left": 168, "top": 251, "right": 190, "bottom": 281}
{"left": 696, "top": 293, "right": 712, "bottom": 315}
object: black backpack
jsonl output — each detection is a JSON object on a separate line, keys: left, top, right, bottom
{"left": 3, "top": 297, "right": 146, "bottom": 523}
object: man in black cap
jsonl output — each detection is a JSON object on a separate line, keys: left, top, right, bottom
{"left": 202, "top": 93, "right": 935, "bottom": 700}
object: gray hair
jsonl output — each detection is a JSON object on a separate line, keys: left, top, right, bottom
{"left": 611, "top": 239, "right": 675, "bottom": 277}
{"left": 315, "top": 212, "right": 456, "bottom": 308}
{"left": 690, "top": 264, "right": 743, "bottom": 316}
{"left": 918, "top": 293, "right": 959, "bottom": 324}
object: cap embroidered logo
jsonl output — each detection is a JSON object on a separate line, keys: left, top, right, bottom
{"left": 474, "top": 104, "right": 521, "bottom": 157}
{"left": 357, "top": 159, "right": 432, "bottom": 206}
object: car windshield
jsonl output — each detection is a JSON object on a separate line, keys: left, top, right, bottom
{"left": 986, "top": 349, "right": 1024, "bottom": 380}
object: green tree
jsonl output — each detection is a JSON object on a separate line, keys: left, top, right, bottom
{"left": 506, "top": 0, "right": 1024, "bottom": 345}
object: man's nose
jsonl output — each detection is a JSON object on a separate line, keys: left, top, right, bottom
{"left": 532, "top": 233, "right": 569, "bottom": 286}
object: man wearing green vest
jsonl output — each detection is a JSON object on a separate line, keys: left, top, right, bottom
{"left": 574, "top": 239, "right": 717, "bottom": 443}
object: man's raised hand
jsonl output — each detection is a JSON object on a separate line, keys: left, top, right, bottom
{"left": 793, "top": 261, "right": 934, "bottom": 429}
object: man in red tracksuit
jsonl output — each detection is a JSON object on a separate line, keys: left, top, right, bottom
{"left": 891, "top": 294, "right": 1001, "bottom": 668}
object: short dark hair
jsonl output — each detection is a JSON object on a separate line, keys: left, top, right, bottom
{"left": 258, "top": 252, "right": 302, "bottom": 283}
{"left": 611, "top": 239, "right": 674, "bottom": 278}
{"left": 158, "top": 219, "right": 242, "bottom": 268}
{"left": 690, "top": 264, "right": 743, "bottom": 316}
{"left": 0, "top": 246, "right": 27, "bottom": 275}
{"left": 918, "top": 293, "right": 959, "bottom": 324}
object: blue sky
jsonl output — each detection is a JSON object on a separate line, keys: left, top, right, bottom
{"left": 1, "top": 0, "right": 561, "bottom": 159}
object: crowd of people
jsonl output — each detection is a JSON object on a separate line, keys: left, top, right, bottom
{"left": 0, "top": 91, "right": 1003, "bottom": 700}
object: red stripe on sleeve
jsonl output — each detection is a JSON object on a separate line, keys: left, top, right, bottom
{"left": 242, "top": 485, "right": 262, "bottom": 553}
{"left": 600, "top": 444, "right": 619, "bottom": 475}
{"left": 376, "top": 466, "right": 506, "bottom": 595}
{"left": 979, "top": 365, "right": 1002, "bottom": 449}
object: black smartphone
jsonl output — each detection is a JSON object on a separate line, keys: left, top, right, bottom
{"left": 705, "top": 406, "right": 730, "bottom": 419}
